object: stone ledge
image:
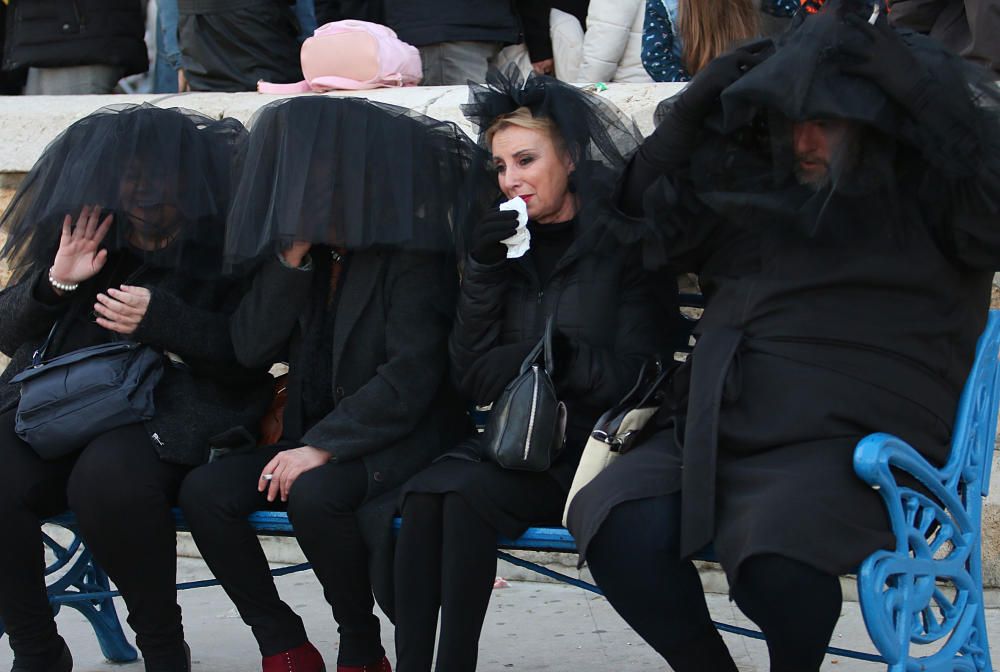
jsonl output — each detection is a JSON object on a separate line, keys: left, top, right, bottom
{"left": 0, "top": 84, "right": 686, "bottom": 174}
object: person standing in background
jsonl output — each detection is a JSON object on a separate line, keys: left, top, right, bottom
{"left": 2, "top": 0, "right": 147, "bottom": 94}
{"left": 890, "top": 0, "right": 1000, "bottom": 77}
{"left": 153, "top": 0, "right": 181, "bottom": 94}
{"left": 176, "top": 0, "right": 302, "bottom": 92}
{"left": 381, "top": 0, "right": 519, "bottom": 85}
{"left": 576, "top": 0, "right": 652, "bottom": 83}
{"left": 641, "top": 0, "right": 798, "bottom": 82}
{"left": 515, "top": 0, "right": 588, "bottom": 76}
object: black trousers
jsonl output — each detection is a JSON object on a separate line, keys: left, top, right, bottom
{"left": 178, "top": 447, "right": 382, "bottom": 666}
{"left": 0, "top": 410, "right": 189, "bottom": 668}
{"left": 584, "top": 494, "right": 844, "bottom": 672}
{"left": 393, "top": 492, "right": 500, "bottom": 672}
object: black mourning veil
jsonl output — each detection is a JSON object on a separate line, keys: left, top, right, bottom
{"left": 0, "top": 104, "right": 246, "bottom": 284}
{"left": 460, "top": 66, "right": 643, "bottom": 251}
{"left": 223, "top": 96, "right": 490, "bottom": 268}
{"left": 652, "top": 0, "right": 1000, "bottom": 242}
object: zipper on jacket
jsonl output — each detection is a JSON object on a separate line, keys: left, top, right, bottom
{"left": 151, "top": 433, "right": 164, "bottom": 446}
{"left": 523, "top": 365, "right": 540, "bottom": 462}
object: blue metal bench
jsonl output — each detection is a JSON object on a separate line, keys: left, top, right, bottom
{"left": 10, "top": 310, "right": 1000, "bottom": 670}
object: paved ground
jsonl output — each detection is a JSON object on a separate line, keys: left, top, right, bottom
{"left": 6, "top": 557, "right": 997, "bottom": 671}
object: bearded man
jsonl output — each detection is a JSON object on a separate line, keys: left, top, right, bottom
{"left": 565, "top": 1, "right": 1000, "bottom": 670}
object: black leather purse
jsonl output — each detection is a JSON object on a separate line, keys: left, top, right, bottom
{"left": 481, "top": 317, "right": 567, "bottom": 471}
{"left": 10, "top": 323, "right": 164, "bottom": 460}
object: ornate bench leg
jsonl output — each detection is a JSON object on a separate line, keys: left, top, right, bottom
{"left": 43, "top": 527, "right": 138, "bottom": 663}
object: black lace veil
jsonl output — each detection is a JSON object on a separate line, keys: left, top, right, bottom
{"left": 460, "top": 66, "right": 644, "bottom": 252}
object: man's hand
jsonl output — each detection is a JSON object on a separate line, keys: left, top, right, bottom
{"left": 839, "top": 14, "right": 924, "bottom": 110}
{"left": 532, "top": 58, "right": 555, "bottom": 76}
{"left": 259, "top": 446, "right": 332, "bottom": 502}
{"left": 673, "top": 37, "right": 774, "bottom": 125}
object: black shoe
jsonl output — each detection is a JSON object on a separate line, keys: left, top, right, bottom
{"left": 11, "top": 640, "right": 72, "bottom": 672}
{"left": 143, "top": 642, "right": 190, "bottom": 672}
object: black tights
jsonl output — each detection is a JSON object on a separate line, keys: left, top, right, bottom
{"left": 179, "top": 447, "right": 382, "bottom": 666}
{"left": 586, "top": 494, "right": 843, "bottom": 672}
{"left": 394, "top": 493, "right": 498, "bottom": 672}
{"left": 0, "top": 410, "right": 189, "bottom": 669}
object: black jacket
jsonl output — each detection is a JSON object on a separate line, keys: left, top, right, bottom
{"left": 230, "top": 249, "right": 465, "bottom": 619}
{"left": 231, "top": 250, "right": 464, "bottom": 498}
{"left": 382, "top": 0, "right": 519, "bottom": 47}
{"left": 0, "top": 265, "right": 273, "bottom": 466}
{"left": 450, "top": 218, "right": 672, "bottom": 488}
{"left": 2, "top": 0, "right": 147, "bottom": 75}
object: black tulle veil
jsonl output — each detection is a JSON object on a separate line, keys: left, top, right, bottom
{"left": 223, "top": 96, "right": 492, "bottom": 270}
{"left": 0, "top": 103, "right": 247, "bottom": 284}
{"left": 656, "top": 0, "right": 1000, "bottom": 243}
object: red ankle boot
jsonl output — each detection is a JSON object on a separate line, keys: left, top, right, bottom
{"left": 336, "top": 655, "right": 391, "bottom": 672}
{"left": 262, "top": 642, "right": 326, "bottom": 672}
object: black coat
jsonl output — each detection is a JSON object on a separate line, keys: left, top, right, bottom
{"left": 0, "top": 265, "right": 273, "bottom": 466}
{"left": 569, "top": 146, "right": 1000, "bottom": 582}
{"left": 229, "top": 249, "right": 465, "bottom": 619}
{"left": 382, "top": 0, "right": 519, "bottom": 47}
{"left": 2, "top": 0, "right": 147, "bottom": 75}
{"left": 449, "top": 220, "right": 674, "bottom": 489}
{"left": 177, "top": 0, "right": 302, "bottom": 93}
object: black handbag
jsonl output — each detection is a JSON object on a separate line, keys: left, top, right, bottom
{"left": 481, "top": 317, "right": 567, "bottom": 471}
{"left": 10, "top": 323, "right": 165, "bottom": 460}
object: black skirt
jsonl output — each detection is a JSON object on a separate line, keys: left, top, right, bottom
{"left": 400, "top": 445, "right": 569, "bottom": 540}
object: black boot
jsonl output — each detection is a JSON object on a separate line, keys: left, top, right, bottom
{"left": 143, "top": 642, "right": 190, "bottom": 672}
{"left": 10, "top": 639, "right": 72, "bottom": 672}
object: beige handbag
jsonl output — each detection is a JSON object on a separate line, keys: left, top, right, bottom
{"left": 562, "top": 362, "right": 670, "bottom": 525}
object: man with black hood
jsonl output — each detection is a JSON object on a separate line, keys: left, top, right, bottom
{"left": 565, "top": 1, "right": 1000, "bottom": 670}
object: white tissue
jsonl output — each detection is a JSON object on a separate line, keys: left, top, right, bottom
{"left": 498, "top": 196, "right": 530, "bottom": 259}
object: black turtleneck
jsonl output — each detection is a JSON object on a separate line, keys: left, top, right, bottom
{"left": 528, "top": 218, "right": 576, "bottom": 286}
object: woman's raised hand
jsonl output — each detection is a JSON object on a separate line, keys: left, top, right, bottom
{"left": 50, "top": 205, "right": 113, "bottom": 288}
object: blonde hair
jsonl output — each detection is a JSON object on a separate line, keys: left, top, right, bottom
{"left": 679, "top": 0, "right": 760, "bottom": 75}
{"left": 484, "top": 107, "right": 565, "bottom": 152}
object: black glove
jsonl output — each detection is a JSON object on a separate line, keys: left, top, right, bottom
{"left": 460, "top": 340, "right": 536, "bottom": 404}
{"left": 470, "top": 209, "right": 520, "bottom": 265}
{"left": 839, "top": 14, "right": 925, "bottom": 111}
{"left": 549, "top": 328, "right": 577, "bottom": 381}
{"left": 639, "top": 37, "right": 775, "bottom": 173}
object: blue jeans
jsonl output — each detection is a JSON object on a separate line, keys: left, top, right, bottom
{"left": 154, "top": 0, "right": 181, "bottom": 93}
{"left": 294, "top": 0, "right": 318, "bottom": 41}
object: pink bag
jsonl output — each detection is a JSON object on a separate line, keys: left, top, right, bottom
{"left": 258, "top": 20, "right": 422, "bottom": 93}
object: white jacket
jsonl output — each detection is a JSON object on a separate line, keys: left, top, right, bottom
{"left": 578, "top": 0, "right": 652, "bottom": 83}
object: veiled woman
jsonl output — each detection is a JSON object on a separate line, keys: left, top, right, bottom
{"left": 179, "top": 96, "right": 486, "bottom": 672}
{"left": 0, "top": 104, "right": 270, "bottom": 672}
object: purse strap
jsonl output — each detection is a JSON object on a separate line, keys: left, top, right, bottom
{"left": 517, "top": 315, "right": 558, "bottom": 377}
{"left": 591, "top": 358, "right": 672, "bottom": 441}
{"left": 31, "top": 322, "right": 60, "bottom": 367}
{"left": 32, "top": 315, "right": 131, "bottom": 368}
